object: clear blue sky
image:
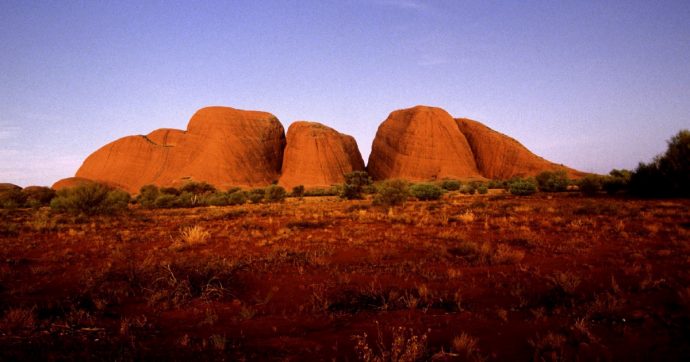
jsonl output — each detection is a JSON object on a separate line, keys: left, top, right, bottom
{"left": 1, "top": 0, "right": 689, "bottom": 187}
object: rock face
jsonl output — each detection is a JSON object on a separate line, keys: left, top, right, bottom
{"left": 70, "top": 107, "right": 285, "bottom": 193}
{"left": 455, "top": 118, "right": 581, "bottom": 179}
{"left": 279, "top": 121, "right": 365, "bottom": 189}
{"left": 367, "top": 106, "right": 482, "bottom": 181}
{"left": 367, "top": 105, "right": 581, "bottom": 181}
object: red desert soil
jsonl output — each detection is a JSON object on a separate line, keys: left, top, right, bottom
{"left": 1, "top": 194, "right": 689, "bottom": 360}
{"left": 279, "top": 121, "right": 365, "bottom": 190}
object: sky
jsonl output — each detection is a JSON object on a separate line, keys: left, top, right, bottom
{"left": 1, "top": 0, "right": 689, "bottom": 187}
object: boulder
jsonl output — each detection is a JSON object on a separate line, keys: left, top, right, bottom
{"left": 367, "top": 106, "right": 482, "bottom": 181}
{"left": 279, "top": 121, "right": 365, "bottom": 189}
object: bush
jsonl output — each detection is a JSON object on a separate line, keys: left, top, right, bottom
{"left": 341, "top": 171, "right": 372, "bottom": 200}
{"left": 487, "top": 180, "right": 508, "bottom": 189}
{"left": 536, "top": 171, "right": 569, "bottom": 192}
{"left": 602, "top": 169, "right": 631, "bottom": 195}
{"left": 160, "top": 187, "right": 180, "bottom": 196}
{"left": 50, "top": 183, "right": 130, "bottom": 215}
{"left": 137, "top": 184, "right": 159, "bottom": 208}
{"left": 304, "top": 187, "right": 340, "bottom": 197}
{"left": 579, "top": 175, "right": 602, "bottom": 196}
{"left": 509, "top": 179, "right": 537, "bottom": 196}
{"left": 264, "top": 185, "right": 287, "bottom": 203}
{"left": 227, "top": 191, "right": 247, "bottom": 205}
{"left": 205, "top": 192, "right": 230, "bottom": 206}
{"left": 410, "top": 183, "right": 443, "bottom": 201}
{"left": 154, "top": 194, "right": 178, "bottom": 208}
{"left": 441, "top": 179, "right": 461, "bottom": 191}
{"left": 291, "top": 185, "right": 305, "bottom": 198}
{"left": 0, "top": 188, "right": 27, "bottom": 209}
{"left": 248, "top": 188, "right": 265, "bottom": 204}
{"left": 460, "top": 184, "right": 476, "bottom": 195}
{"left": 22, "top": 186, "right": 56, "bottom": 208}
{"left": 477, "top": 184, "right": 488, "bottom": 194}
{"left": 373, "top": 179, "right": 409, "bottom": 207}
{"left": 629, "top": 130, "right": 689, "bottom": 197}
{"left": 180, "top": 181, "right": 216, "bottom": 195}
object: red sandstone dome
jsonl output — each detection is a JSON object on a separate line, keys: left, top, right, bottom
{"left": 367, "top": 105, "right": 581, "bottom": 181}
{"left": 56, "top": 107, "right": 286, "bottom": 193}
{"left": 279, "top": 121, "right": 365, "bottom": 189}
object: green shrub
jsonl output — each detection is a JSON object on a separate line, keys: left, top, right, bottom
{"left": 0, "top": 188, "right": 26, "bottom": 209}
{"left": 227, "top": 191, "right": 247, "bottom": 205}
{"left": 160, "top": 187, "right": 181, "bottom": 196}
{"left": 248, "top": 188, "right": 265, "bottom": 204}
{"left": 205, "top": 192, "right": 230, "bottom": 206}
{"left": 629, "top": 130, "right": 689, "bottom": 198}
{"left": 410, "top": 183, "right": 443, "bottom": 201}
{"left": 602, "top": 169, "right": 631, "bottom": 195}
{"left": 441, "top": 179, "right": 461, "bottom": 191}
{"left": 137, "top": 184, "right": 159, "bottom": 208}
{"left": 477, "top": 184, "right": 488, "bottom": 194}
{"left": 373, "top": 179, "right": 409, "bottom": 207}
{"left": 341, "top": 171, "right": 372, "bottom": 200}
{"left": 536, "top": 171, "right": 569, "bottom": 192}
{"left": 487, "top": 180, "right": 507, "bottom": 189}
{"left": 304, "top": 187, "right": 339, "bottom": 197}
{"left": 579, "top": 175, "right": 602, "bottom": 196}
{"left": 22, "top": 186, "right": 56, "bottom": 207}
{"left": 154, "top": 194, "right": 178, "bottom": 208}
{"left": 460, "top": 184, "right": 476, "bottom": 195}
{"left": 50, "top": 183, "right": 130, "bottom": 215}
{"left": 508, "top": 179, "right": 537, "bottom": 196}
{"left": 291, "top": 185, "right": 305, "bottom": 198}
{"left": 180, "top": 181, "right": 216, "bottom": 195}
{"left": 264, "top": 185, "right": 287, "bottom": 203}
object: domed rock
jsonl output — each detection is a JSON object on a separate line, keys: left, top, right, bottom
{"left": 52, "top": 177, "right": 107, "bottom": 190}
{"left": 455, "top": 118, "right": 582, "bottom": 179}
{"left": 73, "top": 106, "right": 286, "bottom": 193}
{"left": 367, "top": 106, "right": 482, "bottom": 181}
{"left": 279, "top": 121, "right": 365, "bottom": 189}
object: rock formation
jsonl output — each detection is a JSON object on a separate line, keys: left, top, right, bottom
{"left": 279, "top": 121, "right": 365, "bottom": 189}
{"left": 63, "top": 107, "right": 285, "bottom": 193}
{"left": 455, "top": 118, "right": 581, "bottom": 179}
{"left": 367, "top": 106, "right": 482, "bottom": 181}
{"left": 52, "top": 177, "right": 102, "bottom": 190}
{"left": 367, "top": 105, "right": 581, "bottom": 181}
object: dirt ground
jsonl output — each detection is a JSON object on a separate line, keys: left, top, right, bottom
{"left": 1, "top": 193, "right": 689, "bottom": 361}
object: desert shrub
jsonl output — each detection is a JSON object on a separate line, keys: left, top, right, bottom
{"left": 509, "top": 179, "right": 537, "bottom": 196}
{"left": 341, "top": 171, "right": 372, "bottom": 200}
{"left": 0, "top": 188, "right": 27, "bottom": 209}
{"left": 154, "top": 194, "right": 178, "bottom": 208}
{"left": 536, "top": 170, "right": 569, "bottom": 192}
{"left": 477, "top": 184, "right": 488, "bottom": 194}
{"left": 180, "top": 181, "right": 216, "bottom": 195}
{"left": 160, "top": 187, "right": 180, "bottom": 196}
{"left": 487, "top": 180, "right": 508, "bottom": 189}
{"left": 227, "top": 191, "right": 247, "bottom": 205}
{"left": 247, "top": 188, "right": 265, "bottom": 204}
{"left": 602, "top": 169, "right": 631, "bottom": 195}
{"left": 137, "top": 184, "right": 159, "bottom": 209}
{"left": 629, "top": 130, "right": 689, "bottom": 197}
{"left": 441, "top": 179, "right": 461, "bottom": 191}
{"left": 304, "top": 187, "right": 339, "bottom": 197}
{"left": 264, "top": 185, "right": 286, "bottom": 203}
{"left": 21, "top": 186, "right": 56, "bottom": 208}
{"left": 50, "top": 183, "right": 130, "bottom": 215}
{"left": 578, "top": 175, "right": 602, "bottom": 196}
{"left": 373, "top": 179, "right": 409, "bottom": 207}
{"left": 205, "top": 192, "right": 230, "bottom": 206}
{"left": 226, "top": 186, "right": 242, "bottom": 194}
{"left": 291, "top": 185, "right": 305, "bottom": 198}
{"left": 461, "top": 183, "right": 477, "bottom": 195}
{"left": 410, "top": 183, "right": 443, "bottom": 201}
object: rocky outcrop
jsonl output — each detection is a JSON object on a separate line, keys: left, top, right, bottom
{"left": 71, "top": 107, "right": 285, "bottom": 193}
{"left": 52, "top": 177, "right": 104, "bottom": 190}
{"left": 367, "top": 106, "right": 482, "bottom": 181}
{"left": 279, "top": 121, "right": 365, "bottom": 189}
{"left": 455, "top": 118, "right": 582, "bottom": 179}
